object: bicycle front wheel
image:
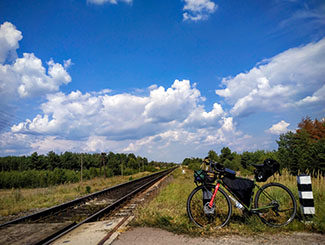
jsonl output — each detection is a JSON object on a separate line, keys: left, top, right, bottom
{"left": 187, "top": 184, "right": 232, "bottom": 228}
{"left": 254, "top": 182, "right": 297, "bottom": 227}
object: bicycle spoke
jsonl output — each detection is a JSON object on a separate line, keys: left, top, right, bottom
{"left": 187, "top": 185, "right": 232, "bottom": 228}
{"left": 254, "top": 183, "right": 296, "bottom": 227}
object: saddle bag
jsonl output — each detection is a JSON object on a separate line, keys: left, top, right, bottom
{"left": 254, "top": 159, "right": 280, "bottom": 182}
{"left": 223, "top": 176, "right": 254, "bottom": 207}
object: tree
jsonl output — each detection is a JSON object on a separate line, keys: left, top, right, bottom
{"left": 297, "top": 117, "right": 325, "bottom": 142}
{"left": 220, "top": 147, "right": 234, "bottom": 164}
{"left": 208, "top": 150, "right": 220, "bottom": 162}
{"left": 182, "top": 158, "right": 191, "bottom": 166}
{"left": 277, "top": 117, "right": 325, "bottom": 176}
{"left": 47, "top": 151, "right": 60, "bottom": 170}
{"left": 240, "top": 151, "right": 251, "bottom": 169}
{"left": 30, "top": 152, "right": 39, "bottom": 170}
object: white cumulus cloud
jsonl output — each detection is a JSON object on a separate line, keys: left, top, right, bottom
{"left": 183, "top": 0, "right": 218, "bottom": 21}
{"left": 0, "top": 22, "right": 71, "bottom": 106}
{"left": 266, "top": 120, "right": 290, "bottom": 135}
{"left": 0, "top": 22, "right": 22, "bottom": 64}
{"left": 11, "top": 80, "right": 222, "bottom": 140}
{"left": 216, "top": 38, "right": 325, "bottom": 117}
{"left": 143, "top": 80, "right": 201, "bottom": 123}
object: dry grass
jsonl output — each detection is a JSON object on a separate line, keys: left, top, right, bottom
{"left": 0, "top": 172, "right": 151, "bottom": 217}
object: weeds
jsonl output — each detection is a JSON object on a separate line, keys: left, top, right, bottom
{"left": 85, "top": 185, "right": 91, "bottom": 194}
{"left": 12, "top": 189, "right": 24, "bottom": 203}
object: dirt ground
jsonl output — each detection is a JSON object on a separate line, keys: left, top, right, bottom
{"left": 112, "top": 227, "right": 325, "bottom": 245}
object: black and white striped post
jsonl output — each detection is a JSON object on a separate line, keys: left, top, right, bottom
{"left": 297, "top": 175, "right": 315, "bottom": 221}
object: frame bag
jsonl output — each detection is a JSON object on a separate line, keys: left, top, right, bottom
{"left": 223, "top": 176, "right": 254, "bottom": 207}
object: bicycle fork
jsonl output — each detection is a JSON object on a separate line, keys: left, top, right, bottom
{"left": 208, "top": 183, "right": 220, "bottom": 208}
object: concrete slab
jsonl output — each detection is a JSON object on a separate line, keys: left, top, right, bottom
{"left": 52, "top": 218, "right": 123, "bottom": 245}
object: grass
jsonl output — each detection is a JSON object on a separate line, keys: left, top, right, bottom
{"left": 0, "top": 171, "right": 152, "bottom": 218}
{"left": 132, "top": 167, "right": 325, "bottom": 237}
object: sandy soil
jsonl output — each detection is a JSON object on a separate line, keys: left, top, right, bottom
{"left": 112, "top": 227, "right": 325, "bottom": 245}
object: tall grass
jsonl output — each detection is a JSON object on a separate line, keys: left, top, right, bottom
{"left": 133, "top": 167, "right": 325, "bottom": 236}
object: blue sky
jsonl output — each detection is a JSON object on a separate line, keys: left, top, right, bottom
{"left": 0, "top": 0, "right": 324, "bottom": 162}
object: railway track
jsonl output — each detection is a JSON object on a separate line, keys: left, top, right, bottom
{"left": 0, "top": 167, "right": 176, "bottom": 245}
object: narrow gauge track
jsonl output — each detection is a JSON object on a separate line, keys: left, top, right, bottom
{"left": 0, "top": 167, "right": 176, "bottom": 245}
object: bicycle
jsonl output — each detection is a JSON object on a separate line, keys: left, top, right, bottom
{"left": 186, "top": 160, "right": 297, "bottom": 228}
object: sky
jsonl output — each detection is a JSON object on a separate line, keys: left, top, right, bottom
{"left": 0, "top": 0, "right": 324, "bottom": 162}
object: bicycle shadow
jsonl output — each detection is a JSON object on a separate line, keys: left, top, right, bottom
{"left": 230, "top": 212, "right": 257, "bottom": 225}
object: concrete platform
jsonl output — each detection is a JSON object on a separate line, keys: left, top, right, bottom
{"left": 52, "top": 217, "right": 133, "bottom": 245}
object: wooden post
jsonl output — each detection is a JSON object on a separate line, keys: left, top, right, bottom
{"left": 101, "top": 153, "right": 107, "bottom": 178}
{"left": 80, "top": 154, "right": 83, "bottom": 183}
{"left": 121, "top": 160, "right": 123, "bottom": 176}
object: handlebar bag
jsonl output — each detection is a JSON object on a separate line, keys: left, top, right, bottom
{"left": 223, "top": 176, "right": 254, "bottom": 207}
{"left": 254, "top": 159, "right": 280, "bottom": 182}
{"left": 194, "top": 170, "right": 215, "bottom": 183}
{"left": 194, "top": 170, "right": 206, "bottom": 183}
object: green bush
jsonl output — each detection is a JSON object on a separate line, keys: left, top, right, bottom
{"left": 188, "top": 162, "right": 201, "bottom": 171}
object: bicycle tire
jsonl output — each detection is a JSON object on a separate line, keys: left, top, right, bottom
{"left": 187, "top": 184, "right": 232, "bottom": 228}
{"left": 254, "top": 182, "right": 297, "bottom": 227}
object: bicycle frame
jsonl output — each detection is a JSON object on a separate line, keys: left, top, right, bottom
{"left": 207, "top": 179, "right": 277, "bottom": 213}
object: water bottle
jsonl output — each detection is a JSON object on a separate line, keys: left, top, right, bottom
{"left": 228, "top": 195, "right": 244, "bottom": 210}
{"left": 235, "top": 201, "right": 244, "bottom": 210}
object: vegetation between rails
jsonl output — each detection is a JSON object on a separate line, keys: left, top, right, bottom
{"left": 133, "top": 168, "right": 325, "bottom": 236}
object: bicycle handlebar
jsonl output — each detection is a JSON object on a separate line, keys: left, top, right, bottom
{"left": 208, "top": 160, "right": 225, "bottom": 173}
{"left": 208, "top": 160, "right": 237, "bottom": 177}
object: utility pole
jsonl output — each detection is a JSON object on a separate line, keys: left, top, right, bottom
{"left": 121, "top": 159, "right": 123, "bottom": 176}
{"left": 101, "top": 153, "right": 107, "bottom": 178}
{"left": 80, "top": 154, "right": 83, "bottom": 183}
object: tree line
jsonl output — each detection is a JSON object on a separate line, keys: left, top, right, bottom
{"left": 0, "top": 151, "right": 173, "bottom": 173}
{"left": 183, "top": 117, "right": 325, "bottom": 177}
{"left": 0, "top": 152, "right": 175, "bottom": 188}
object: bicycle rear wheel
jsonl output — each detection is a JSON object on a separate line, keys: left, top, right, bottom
{"left": 254, "top": 182, "right": 297, "bottom": 227}
{"left": 187, "top": 184, "right": 232, "bottom": 228}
